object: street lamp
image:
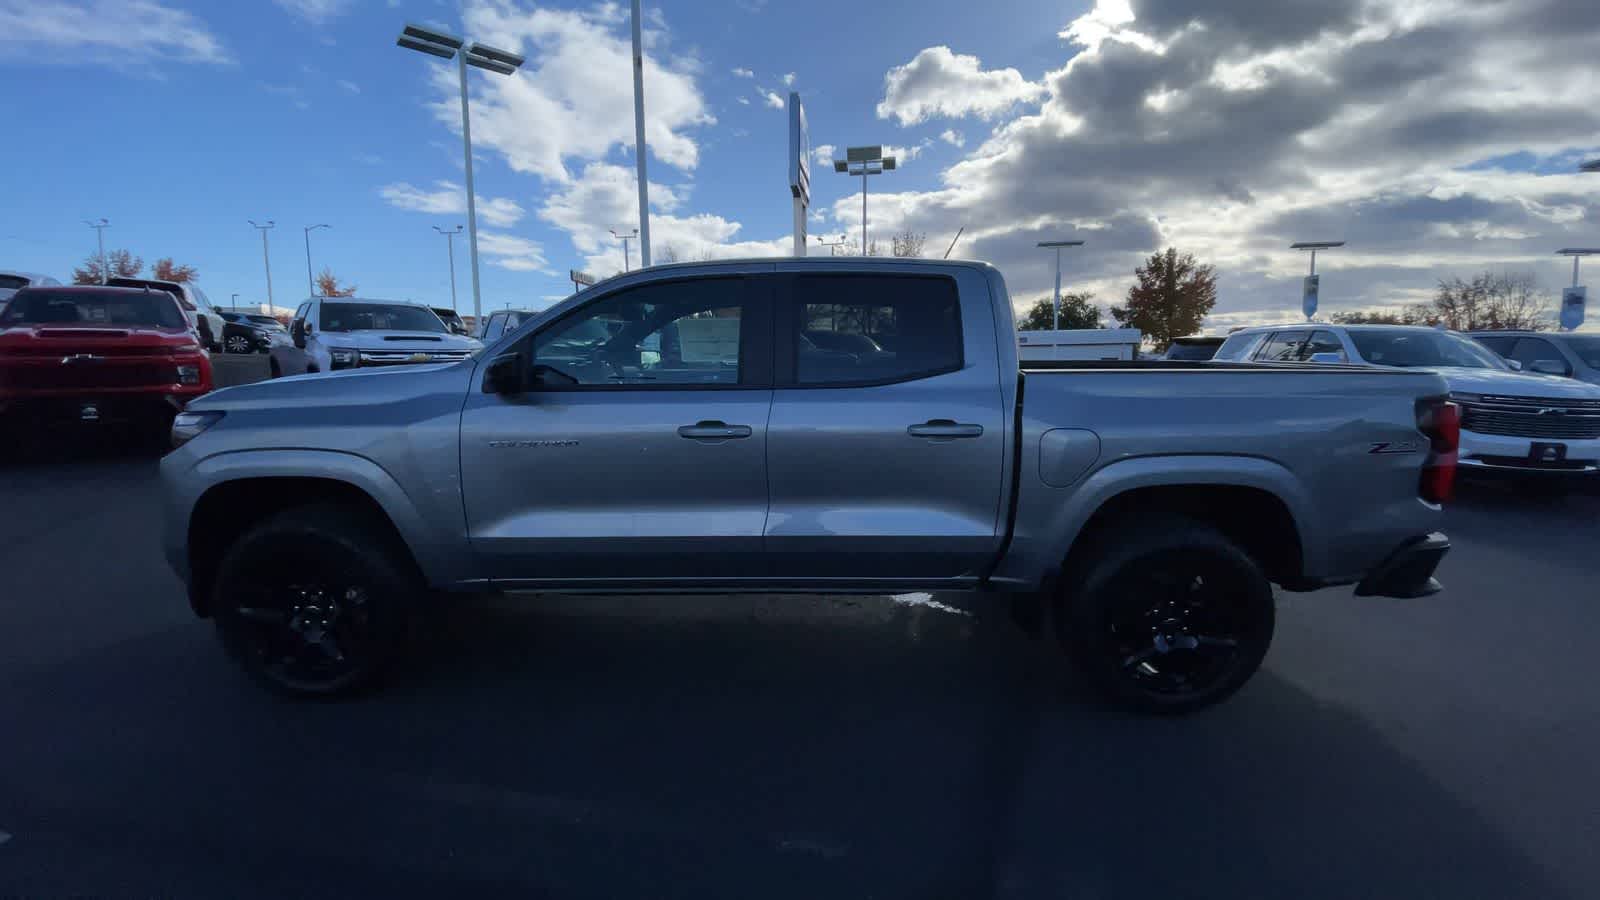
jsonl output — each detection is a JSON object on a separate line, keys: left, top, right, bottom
{"left": 84, "top": 219, "right": 109, "bottom": 284}
{"left": 814, "top": 234, "right": 849, "bottom": 256}
{"left": 1291, "top": 240, "right": 1344, "bottom": 321}
{"left": 303, "top": 224, "right": 330, "bottom": 297}
{"left": 1036, "top": 240, "right": 1085, "bottom": 331}
{"left": 629, "top": 0, "right": 652, "bottom": 268}
{"left": 396, "top": 22, "right": 526, "bottom": 325}
{"left": 610, "top": 227, "right": 639, "bottom": 272}
{"left": 248, "top": 220, "right": 275, "bottom": 307}
{"left": 433, "top": 225, "right": 464, "bottom": 310}
{"left": 832, "top": 146, "right": 897, "bottom": 254}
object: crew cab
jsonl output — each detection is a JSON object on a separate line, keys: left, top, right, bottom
{"left": 0, "top": 285, "right": 212, "bottom": 441}
{"left": 269, "top": 296, "right": 481, "bottom": 377}
{"left": 162, "top": 260, "right": 1455, "bottom": 713}
{"left": 106, "top": 277, "right": 227, "bottom": 354}
{"left": 1218, "top": 323, "right": 1600, "bottom": 476}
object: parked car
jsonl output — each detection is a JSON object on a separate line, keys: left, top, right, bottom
{"left": 269, "top": 297, "right": 480, "bottom": 377}
{"left": 0, "top": 285, "right": 211, "bottom": 443}
{"left": 163, "top": 259, "right": 1455, "bottom": 713}
{"left": 431, "top": 307, "right": 470, "bottom": 335}
{"left": 0, "top": 271, "right": 62, "bottom": 305}
{"left": 218, "top": 312, "right": 279, "bottom": 354}
{"left": 106, "top": 277, "right": 226, "bottom": 353}
{"left": 476, "top": 307, "right": 535, "bottom": 342}
{"left": 1164, "top": 335, "right": 1226, "bottom": 360}
{"left": 1468, "top": 331, "right": 1600, "bottom": 386}
{"left": 1222, "top": 323, "right": 1600, "bottom": 476}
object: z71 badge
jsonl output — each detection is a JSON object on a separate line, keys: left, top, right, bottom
{"left": 1368, "top": 441, "right": 1420, "bottom": 455}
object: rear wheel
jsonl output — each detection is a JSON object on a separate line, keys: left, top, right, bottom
{"left": 225, "top": 334, "right": 252, "bottom": 354}
{"left": 1058, "top": 516, "right": 1274, "bottom": 715}
{"left": 211, "top": 504, "right": 418, "bottom": 696}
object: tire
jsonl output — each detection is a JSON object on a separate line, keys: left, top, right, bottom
{"left": 1056, "top": 515, "right": 1274, "bottom": 715}
{"left": 225, "top": 334, "right": 252, "bottom": 354}
{"left": 269, "top": 358, "right": 281, "bottom": 379}
{"left": 211, "top": 504, "right": 419, "bottom": 697}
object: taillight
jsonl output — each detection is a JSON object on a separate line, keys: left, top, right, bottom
{"left": 1416, "top": 398, "right": 1459, "bottom": 503}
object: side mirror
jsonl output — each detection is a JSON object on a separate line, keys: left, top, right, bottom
{"left": 483, "top": 352, "right": 526, "bottom": 394}
{"left": 530, "top": 363, "right": 578, "bottom": 388}
{"left": 291, "top": 320, "right": 306, "bottom": 349}
{"left": 1530, "top": 359, "right": 1568, "bottom": 376}
{"left": 1505, "top": 358, "right": 1523, "bottom": 371}
{"left": 1309, "top": 352, "right": 1345, "bottom": 364}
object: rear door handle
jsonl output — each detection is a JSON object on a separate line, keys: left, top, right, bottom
{"left": 678, "top": 420, "right": 753, "bottom": 441}
{"left": 907, "top": 419, "right": 984, "bottom": 439}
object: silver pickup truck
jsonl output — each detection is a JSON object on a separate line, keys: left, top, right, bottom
{"left": 161, "top": 259, "right": 1456, "bottom": 713}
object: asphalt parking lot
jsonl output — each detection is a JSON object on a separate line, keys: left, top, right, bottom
{"left": 1, "top": 446, "right": 1596, "bottom": 898}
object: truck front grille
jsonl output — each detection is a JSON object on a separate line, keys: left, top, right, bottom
{"left": 2, "top": 363, "right": 176, "bottom": 390}
{"left": 358, "top": 350, "right": 472, "bottom": 366}
{"left": 1459, "top": 400, "right": 1600, "bottom": 440}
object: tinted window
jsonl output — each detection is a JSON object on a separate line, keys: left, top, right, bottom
{"left": 0, "top": 289, "right": 186, "bottom": 328}
{"left": 791, "top": 275, "right": 962, "bottom": 385}
{"left": 533, "top": 278, "right": 747, "bottom": 386}
{"left": 1164, "top": 341, "right": 1221, "bottom": 360}
{"left": 482, "top": 313, "right": 506, "bottom": 342}
{"left": 1564, "top": 337, "right": 1600, "bottom": 369}
{"left": 1302, "top": 330, "right": 1346, "bottom": 361}
{"left": 0, "top": 275, "right": 28, "bottom": 290}
{"left": 320, "top": 303, "right": 446, "bottom": 333}
{"left": 1255, "top": 332, "right": 1308, "bottom": 362}
{"left": 1347, "top": 329, "right": 1503, "bottom": 368}
{"left": 1509, "top": 338, "right": 1570, "bottom": 375}
{"left": 1474, "top": 335, "right": 1515, "bottom": 356}
{"left": 292, "top": 302, "right": 311, "bottom": 325}
{"left": 1213, "top": 331, "right": 1263, "bottom": 360}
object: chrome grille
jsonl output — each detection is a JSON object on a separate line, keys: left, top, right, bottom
{"left": 1459, "top": 400, "right": 1600, "bottom": 440}
{"left": 358, "top": 350, "right": 471, "bottom": 366}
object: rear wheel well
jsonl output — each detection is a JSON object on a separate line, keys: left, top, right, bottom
{"left": 1063, "top": 485, "right": 1303, "bottom": 586}
{"left": 186, "top": 477, "right": 416, "bottom": 617}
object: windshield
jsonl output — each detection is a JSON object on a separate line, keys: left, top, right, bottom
{"left": 1348, "top": 329, "right": 1506, "bottom": 369}
{"left": 1564, "top": 337, "right": 1600, "bottom": 369}
{"left": 0, "top": 275, "right": 28, "bottom": 291}
{"left": 319, "top": 302, "right": 446, "bottom": 333}
{"left": 1165, "top": 341, "right": 1221, "bottom": 360}
{"left": 0, "top": 289, "right": 187, "bottom": 328}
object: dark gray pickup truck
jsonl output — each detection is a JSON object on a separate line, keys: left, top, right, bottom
{"left": 162, "top": 258, "right": 1456, "bottom": 713}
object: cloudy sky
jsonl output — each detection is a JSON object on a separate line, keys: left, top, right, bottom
{"left": 2, "top": 0, "right": 1598, "bottom": 329}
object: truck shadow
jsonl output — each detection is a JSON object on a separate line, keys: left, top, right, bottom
{"left": 2, "top": 593, "right": 1563, "bottom": 899}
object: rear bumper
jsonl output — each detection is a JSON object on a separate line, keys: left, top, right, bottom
{"left": 1354, "top": 532, "right": 1450, "bottom": 599}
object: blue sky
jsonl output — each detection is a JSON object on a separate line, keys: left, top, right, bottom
{"left": 3, "top": 0, "right": 1599, "bottom": 329}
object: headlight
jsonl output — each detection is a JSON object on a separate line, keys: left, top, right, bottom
{"left": 176, "top": 364, "right": 202, "bottom": 385}
{"left": 170, "top": 410, "right": 224, "bottom": 449}
{"left": 329, "top": 348, "right": 358, "bottom": 369}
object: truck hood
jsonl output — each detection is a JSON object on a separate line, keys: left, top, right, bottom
{"left": 1432, "top": 366, "right": 1600, "bottom": 400}
{"left": 314, "top": 331, "right": 481, "bottom": 352}
{"left": 194, "top": 356, "right": 474, "bottom": 411}
{"left": 0, "top": 324, "right": 199, "bottom": 353}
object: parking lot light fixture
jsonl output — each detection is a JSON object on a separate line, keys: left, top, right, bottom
{"left": 1290, "top": 241, "right": 1345, "bottom": 276}
{"left": 303, "top": 224, "right": 330, "bottom": 297}
{"left": 832, "top": 146, "right": 897, "bottom": 254}
{"left": 1036, "top": 240, "right": 1086, "bottom": 331}
{"left": 433, "top": 225, "right": 464, "bottom": 309}
{"left": 84, "top": 218, "right": 109, "bottom": 284}
{"left": 1557, "top": 248, "right": 1600, "bottom": 287}
{"left": 396, "top": 22, "right": 525, "bottom": 326}
{"left": 248, "top": 220, "right": 275, "bottom": 306}
{"left": 610, "top": 227, "right": 639, "bottom": 272}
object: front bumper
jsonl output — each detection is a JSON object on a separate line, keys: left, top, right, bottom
{"left": 1459, "top": 429, "right": 1600, "bottom": 475}
{"left": 1355, "top": 532, "right": 1450, "bottom": 598}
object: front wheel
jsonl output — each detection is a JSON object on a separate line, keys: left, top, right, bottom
{"left": 225, "top": 334, "right": 252, "bottom": 354}
{"left": 1058, "top": 516, "right": 1274, "bottom": 715}
{"left": 211, "top": 504, "right": 418, "bottom": 696}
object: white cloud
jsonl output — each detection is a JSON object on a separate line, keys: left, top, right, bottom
{"left": 271, "top": 0, "right": 355, "bottom": 25}
{"left": 939, "top": 129, "right": 965, "bottom": 148}
{"left": 0, "top": 0, "right": 228, "bottom": 67}
{"left": 731, "top": 67, "right": 754, "bottom": 78}
{"left": 379, "top": 181, "right": 526, "bottom": 228}
{"left": 762, "top": 90, "right": 786, "bottom": 109}
{"left": 337, "top": 79, "right": 360, "bottom": 94}
{"left": 811, "top": 143, "right": 836, "bottom": 166}
{"left": 876, "top": 46, "right": 1045, "bottom": 125}
{"left": 782, "top": 72, "right": 795, "bottom": 86}
{"left": 433, "top": 1, "right": 713, "bottom": 182}
{"left": 476, "top": 232, "right": 549, "bottom": 272}
{"left": 736, "top": 96, "right": 750, "bottom": 105}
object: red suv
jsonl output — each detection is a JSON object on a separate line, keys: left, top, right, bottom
{"left": 0, "top": 285, "right": 213, "bottom": 443}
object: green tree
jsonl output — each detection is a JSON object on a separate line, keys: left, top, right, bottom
{"left": 1017, "top": 291, "right": 1101, "bottom": 330}
{"left": 1110, "top": 247, "right": 1218, "bottom": 351}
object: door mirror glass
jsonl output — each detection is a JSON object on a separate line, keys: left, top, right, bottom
{"left": 291, "top": 319, "right": 306, "bottom": 349}
{"left": 483, "top": 352, "right": 527, "bottom": 394}
{"left": 1505, "top": 358, "right": 1524, "bottom": 371}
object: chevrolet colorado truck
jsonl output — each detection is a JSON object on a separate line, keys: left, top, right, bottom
{"left": 1, "top": 285, "right": 212, "bottom": 443}
{"left": 161, "top": 259, "right": 1456, "bottom": 713}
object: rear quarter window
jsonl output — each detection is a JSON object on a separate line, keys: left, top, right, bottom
{"left": 1213, "top": 332, "right": 1264, "bottom": 361}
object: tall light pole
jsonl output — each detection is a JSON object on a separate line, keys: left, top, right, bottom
{"left": 1036, "top": 240, "right": 1086, "bottom": 331}
{"left": 629, "top": 0, "right": 652, "bottom": 267}
{"left": 814, "top": 234, "right": 849, "bottom": 256}
{"left": 248, "top": 220, "right": 275, "bottom": 307}
{"left": 433, "top": 225, "right": 463, "bottom": 310}
{"left": 1557, "top": 249, "right": 1599, "bottom": 331}
{"left": 610, "top": 227, "right": 639, "bottom": 272}
{"left": 303, "top": 224, "right": 330, "bottom": 297}
{"left": 85, "top": 219, "right": 109, "bottom": 283}
{"left": 832, "top": 147, "right": 897, "bottom": 254}
{"left": 397, "top": 23, "right": 526, "bottom": 325}
{"left": 1291, "top": 240, "right": 1344, "bottom": 321}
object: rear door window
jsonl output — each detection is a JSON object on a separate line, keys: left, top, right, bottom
{"left": 1510, "top": 338, "right": 1571, "bottom": 376}
{"left": 787, "top": 275, "right": 963, "bottom": 386}
{"left": 1254, "top": 331, "right": 1309, "bottom": 362}
{"left": 1474, "top": 335, "right": 1515, "bottom": 356}
{"left": 1300, "top": 330, "right": 1347, "bottom": 361}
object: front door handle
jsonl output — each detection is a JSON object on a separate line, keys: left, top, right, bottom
{"left": 908, "top": 419, "right": 984, "bottom": 439}
{"left": 678, "top": 420, "right": 753, "bottom": 441}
